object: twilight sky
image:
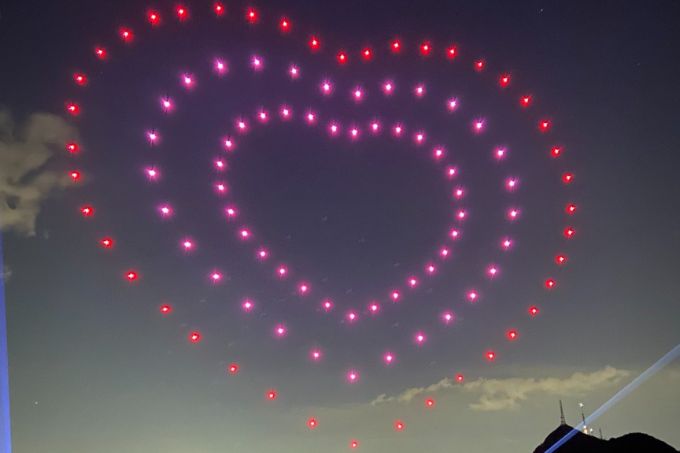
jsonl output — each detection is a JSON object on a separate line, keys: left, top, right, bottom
{"left": 1, "top": 1, "right": 679, "bottom": 452}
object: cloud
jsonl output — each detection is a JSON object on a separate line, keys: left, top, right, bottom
{"left": 0, "top": 109, "right": 78, "bottom": 236}
{"left": 371, "top": 366, "right": 630, "bottom": 411}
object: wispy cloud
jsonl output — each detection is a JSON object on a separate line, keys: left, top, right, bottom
{"left": 371, "top": 366, "right": 630, "bottom": 411}
{"left": 0, "top": 110, "right": 77, "bottom": 235}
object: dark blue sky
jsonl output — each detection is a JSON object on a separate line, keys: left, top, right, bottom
{"left": 1, "top": 1, "right": 679, "bottom": 452}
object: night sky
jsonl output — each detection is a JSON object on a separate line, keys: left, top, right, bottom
{"left": 1, "top": 1, "right": 679, "bottom": 452}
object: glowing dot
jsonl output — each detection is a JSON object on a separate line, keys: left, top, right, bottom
{"left": 145, "top": 167, "right": 159, "bottom": 180}
{"left": 215, "top": 182, "right": 228, "bottom": 194}
{"left": 564, "top": 226, "right": 576, "bottom": 238}
{"left": 507, "top": 329, "right": 518, "bottom": 341}
{"left": 407, "top": 277, "right": 418, "bottom": 288}
{"left": 241, "top": 299, "right": 254, "bottom": 312}
{"left": 213, "top": 2, "right": 225, "bottom": 16}
{"left": 551, "top": 146, "right": 563, "bottom": 158}
{"left": 223, "top": 137, "right": 235, "bottom": 150}
{"left": 298, "top": 282, "right": 310, "bottom": 295}
{"left": 453, "top": 187, "right": 465, "bottom": 199}
{"left": 73, "top": 73, "right": 87, "bottom": 86}
{"left": 251, "top": 55, "right": 263, "bottom": 71}
{"left": 210, "top": 271, "right": 223, "bottom": 283}
{"left": 175, "top": 5, "right": 188, "bottom": 20}
{"left": 310, "top": 349, "right": 322, "bottom": 361}
{"left": 346, "top": 310, "right": 358, "bottom": 323}
{"left": 256, "top": 247, "right": 269, "bottom": 260}
{"left": 320, "top": 80, "right": 333, "bottom": 95}
{"left": 392, "top": 123, "right": 404, "bottom": 137}
{"left": 70, "top": 170, "right": 81, "bottom": 182}
{"left": 426, "top": 263, "right": 436, "bottom": 275}
{"left": 499, "top": 73, "right": 511, "bottom": 87}
{"left": 181, "top": 73, "right": 194, "bottom": 88}
{"left": 80, "top": 205, "right": 94, "bottom": 217}
{"left": 266, "top": 390, "right": 277, "bottom": 401}
{"left": 449, "top": 228, "right": 461, "bottom": 240}
{"left": 562, "top": 172, "right": 574, "bottom": 184}
{"left": 383, "top": 352, "right": 395, "bottom": 365}
{"left": 394, "top": 420, "right": 405, "bottom": 432}
{"left": 336, "top": 51, "right": 348, "bottom": 64}
{"left": 159, "top": 204, "right": 173, "bottom": 218}
{"left": 349, "top": 126, "right": 360, "bottom": 139}
{"left": 419, "top": 41, "right": 432, "bottom": 56}
{"left": 545, "top": 278, "right": 556, "bottom": 289}
{"left": 214, "top": 59, "right": 227, "bottom": 75}
{"left": 414, "top": 83, "right": 426, "bottom": 98}
{"left": 257, "top": 109, "right": 269, "bottom": 123}
{"left": 308, "top": 35, "right": 321, "bottom": 51}
{"left": 529, "top": 306, "right": 540, "bottom": 317}
{"left": 473, "top": 119, "right": 485, "bottom": 133}
{"left": 160, "top": 304, "right": 172, "bottom": 314}
{"left": 439, "top": 247, "right": 450, "bottom": 258}
{"left": 467, "top": 290, "right": 479, "bottom": 302}
{"left": 370, "top": 121, "right": 381, "bottom": 133}
{"left": 279, "top": 17, "right": 291, "bottom": 33}
{"left": 188, "top": 331, "right": 201, "bottom": 343}
{"left": 446, "top": 166, "right": 458, "bottom": 178}
{"left": 160, "top": 97, "right": 174, "bottom": 112}
{"left": 94, "top": 47, "right": 107, "bottom": 60}
{"left": 381, "top": 80, "right": 395, "bottom": 95}
{"left": 125, "top": 270, "right": 138, "bottom": 281}
{"left": 474, "top": 59, "right": 485, "bottom": 71}
{"left": 425, "top": 398, "right": 435, "bottom": 408}
{"left": 441, "top": 311, "right": 455, "bottom": 324}
{"left": 414, "top": 132, "right": 426, "bottom": 144}
{"left": 414, "top": 332, "right": 426, "bottom": 345}
{"left": 328, "top": 122, "right": 340, "bottom": 136}
{"left": 390, "top": 290, "right": 401, "bottom": 302}
{"left": 66, "top": 142, "right": 79, "bottom": 153}
{"left": 239, "top": 228, "right": 251, "bottom": 240}
{"left": 65, "top": 102, "right": 80, "bottom": 116}
{"left": 274, "top": 324, "right": 287, "bottom": 338}
{"left": 507, "top": 208, "right": 520, "bottom": 221}
{"left": 368, "top": 302, "right": 380, "bottom": 314}
{"left": 245, "top": 7, "right": 258, "bottom": 24}
{"left": 228, "top": 363, "right": 239, "bottom": 375}
{"left": 566, "top": 203, "right": 577, "bottom": 215}
{"left": 147, "top": 10, "right": 161, "bottom": 25}
{"left": 501, "top": 237, "right": 513, "bottom": 250}
{"left": 346, "top": 370, "right": 359, "bottom": 383}
{"left": 520, "top": 95, "right": 532, "bottom": 107}
{"left": 100, "top": 237, "right": 114, "bottom": 248}
{"left": 361, "top": 47, "right": 373, "bottom": 61}
{"left": 486, "top": 350, "right": 496, "bottom": 361}
{"left": 277, "top": 265, "right": 288, "bottom": 278}
{"left": 390, "top": 38, "right": 402, "bottom": 53}
{"left": 457, "top": 209, "right": 467, "bottom": 221}
{"left": 456, "top": 373, "right": 465, "bottom": 383}
{"left": 305, "top": 111, "right": 317, "bottom": 125}
{"left": 539, "top": 119, "right": 552, "bottom": 132}
{"left": 307, "top": 418, "right": 318, "bottom": 429}
{"left": 350, "top": 440, "right": 359, "bottom": 449}
{"left": 321, "top": 299, "right": 334, "bottom": 312}
{"left": 146, "top": 130, "right": 159, "bottom": 144}
{"left": 119, "top": 27, "right": 133, "bottom": 42}
{"left": 214, "top": 159, "right": 226, "bottom": 171}
{"left": 181, "top": 239, "right": 194, "bottom": 251}
{"left": 446, "top": 97, "right": 459, "bottom": 112}
{"left": 352, "top": 87, "right": 364, "bottom": 102}
{"left": 487, "top": 265, "right": 499, "bottom": 278}
{"left": 495, "top": 147, "right": 507, "bottom": 160}
{"left": 555, "top": 254, "right": 568, "bottom": 265}
{"left": 288, "top": 64, "right": 300, "bottom": 79}
{"left": 432, "top": 146, "right": 445, "bottom": 160}
{"left": 506, "top": 178, "right": 519, "bottom": 191}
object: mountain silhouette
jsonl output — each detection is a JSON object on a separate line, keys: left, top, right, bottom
{"left": 534, "top": 425, "right": 678, "bottom": 453}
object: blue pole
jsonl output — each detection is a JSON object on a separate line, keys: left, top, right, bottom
{"left": 0, "top": 233, "right": 11, "bottom": 452}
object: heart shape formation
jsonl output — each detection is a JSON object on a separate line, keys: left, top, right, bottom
{"left": 61, "top": 2, "right": 578, "bottom": 449}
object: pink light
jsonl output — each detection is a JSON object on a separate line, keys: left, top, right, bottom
{"left": 279, "top": 17, "right": 291, "bottom": 33}
{"left": 160, "top": 304, "right": 172, "bottom": 314}
{"left": 566, "top": 203, "right": 577, "bottom": 215}
{"left": 350, "top": 440, "right": 359, "bottom": 449}
{"left": 328, "top": 122, "right": 340, "bottom": 136}
{"left": 545, "top": 278, "right": 556, "bottom": 289}
{"left": 419, "top": 41, "right": 432, "bottom": 56}
{"left": 274, "top": 324, "right": 287, "bottom": 338}
{"left": 394, "top": 420, "right": 405, "bottom": 432}
{"left": 486, "top": 350, "right": 496, "bottom": 361}
{"left": 147, "top": 10, "right": 161, "bottom": 25}
{"left": 320, "top": 80, "right": 333, "bottom": 95}
{"left": 288, "top": 64, "right": 300, "bottom": 79}
{"left": 487, "top": 265, "right": 499, "bottom": 278}
{"left": 181, "top": 73, "right": 195, "bottom": 88}
{"left": 256, "top": 247, "right": 269, "bottom": 260}
{"left": 188, "top": 331, "right": 201, "bottom": 343}
{"left": 146, "top": 130, "right": 159, "bottom": 144}
{"left": 446, "top": 44, "right": 458, "bottom": 59}
{"left": 224, "top": 206, "right": 238, "bottom": 219}
{"left": 539, "top": 119, "right": 551, "bottom": 132}
{"left": 473, "top": 119, "right": 485, "bottom": 133}
{"left": 94, "top": 47, "right": 107, "bottom": 60}
{"left": 321, "top": 299, "right": 334, "bottom": 312}
{"left": 181, "top": 238, "right": 195, "bottom": 251}
{"left": 455, "top": 373, "right": 465, "bottom": 383}
{"left": 383, "top": 351, "right": 395, "bottom": 365}
{"left": 494, "top": 147, "right": 507, "bottom": 160}
{"left": 507, "top": 329, "right": 518, "bottom": 341}
{"left": 433, "top": 146, "right": 445, "bottom": 160}
{"left": 210, "top": 271, "right": 223, "bottom": 282}
{"left": 236, "top": 119, "right": 248, "bottom": 132}
{"left": 505, "top": 177, "right": 519, "bottom": 191}
{"left": 308, "top": 35, "right": 321, "bottom": 51}
{"left": 346, "top": 369, "right": 360, "bottom": 384}
{"left": 499, "top": 73, "right": 511, "bottom": 88}
{"left": 501, "top": 237, "right": 513, "bottom": 250}
{"left": 449, "top": 228, "right": 460, "bottom": 240}
{"left": 382, "top": 80, "right": 395, "bottom": 95}
{"left": 251, "top": 55, "right": 263, "bottom": 71}
{"left": 414, "top": 83, "right": 426, "bottom": 98}
{"left": 257, "top": 109, "right": 269, "bottom": 123}
{"left": 555, "top": 254, "right": 568, "bottom": 265}
{"left": 245, "top": 7, "right": 259, "bottom": 24}
{"left": 238, "top": 228, "right": 251, "bottom": 240}
{"left": 125, "top": 270, "right": 138, "bottom": 282}
{"left": 520, "top": 94, "right": 533, "bottom": 108}
{"left": 159, "top": 204, "right": 173, "bottom": 218}
{"left": 439, "top": 247, "right": 450, "bottom": 258}
{"left": 99, "top": 237, "right": 114, "bottom": 249}
{"left": 466, "top": 290, "right": 479, "bottom": 303}
{"left": 349, "top": 126, "right": 360, "bottom": 139}
{"left": 346, "top": 310, "right": 358, "bottom": 323}
{"left": 70, "top": 170, "right": 81, "bottom": 182}
{"left": 160, "top": 97, "right": 174, "bottom": 112}
{"left": 425, "top": 397, "right": 436, "bottom": 408}
{"left": 441, "top": 311, "right": 455, "bottom": 324}
{"left": 214, "top": 159, "right": 226, "bottom": 171}
{"left": 266, "top": 390, "right": 277, "bottom": 401}
{"left": 241, "top": 299, "right": 254, "bottom": 312}
{"left": 213, "top": 3, "right": 225, "bottom": 16}
{"left": 214, "top": 58, "right": 227, "bottom": 75}
{"left": 80, "top": 205, "right": 94, "bottom": 217}
{"left": 474, "top": 59, "right": 485, "bottom": 71}
{"left": 215, "top": 182, "right": 228, "bottom": 194}
{"left": 453, "top": 187, "right": 465, "bottom": 199}
{"left": 145, "top": 167, "right": 159, "bottom": 180}
{"left": 361, "top": 46, "right": 373, "bottom": 61}
{"left": 352, "top": 87, "right": 364, "bottom": 102}
{"left": 529, "top": 305, "right": 540, "bottom": 317}
{"left": 336, "top": 51, "right": 348, "bottom": 65}
{"left": 279, "top": 105, "right": 292, "bottom": 119}
{"left": 298, "top": 282, "right": 310, "bottom": 295}
{"left": 392, "top": 123, "right": 404, "bottom": 137}
{"left": 368, "top": 302, "right": 380, "bottom": 314}
{"left": 119, "top": 27, "right": 133, "bottom": 43}
{"left": 370, "top": 120, "right": 381, "bottom": 134}
{"left": 310, "top": 348, "right": 322, "bottom": 362}
{"left": 175, "top": 5, "right": 189, "bottom": 20}
{"left": 426, "top": 263, "right": 436, "bottom": 275}
{"left": 564, "top": 226, "right": 576, "bottom": 238}
{"left": 551, "top": 146, "right": 563, "bottom": 158}
{"left": 390, "top": 38, "right": 402, "bottom": 53}
{"left": 446, "top": 97, "right": 459, "bottom": 112}
{"left": 65, "top": 102, "right": 80, "bottom": 116}
{"left": 414, "top": 332, "right": 427, "bottom": 345}
{"left": 223, "top": 137, "right": 235, "bottom": 151}
{"left": 276, "top": 265, "right": 288, "bottom": 278}
{"left": 446, "top": 166, "right": 458, "bottom": 179}
{"left": 307, "top": 418, "right": 318, "bottom": 429}
{"left": 456, "top": 209, "right": 467, "bottom": 221}
{"left": 228, "top": 363, "right": 239, "bottom": 375}
{"left": 305, "top": 110, "right": 317, "bottom": 125}
{"left": 73, "top": 73, "right": 87, "bottom": 86}
{"left": 507, "top": 208, "right": 520, "bottom": 221}
{"left": 407, "top": 277, "right": 418, "bottom": 288}
{"left": 414, "top": 131, "right": 426, "bottom": 144}
{"left": 390, "top": 290, "right": 401, "bottom": 302}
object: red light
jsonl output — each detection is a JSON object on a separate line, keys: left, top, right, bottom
{"left": 307, "top": 418, "right": 318, "bottom": 429}
{"left": 564, "top": 227, "right": 576, "bottom": 238}
{"left": 446, "top": 44, "right": 458, "bottom": 59}
{"left": 425, "top": 398, "right": 435, "bottom": 408}
{"left": 545, "top": 278, "right": 556, "bottom": 289}
{"left": 529, "top": 306, "right": 540, "bottom": 317}
{"left": 266, "top": 389, "right": 277, "bottom": 401}
{"left": 551, "top": 146, "right": 563, "bottom": 158}
{"left": 80, "top": 205, "right": 94, "bottom": 217}
{"left": 562, "top": 172, "right": 574, "bottom": 184}
{"left": 566, "top": 203, "right": 577, "bottom": 215}
{"left": 175, "top": 5, "right": 189, "bottom": 20}
{"left": 189, "top": 331, "right": 201, "bottom": 343}
{"left": 66, "top": 142, "right": 79, "bottom": 153}
{"left": 246, "top": 7, "right": 258, "bottom": 24}
{"left": 520, "top": 94, "right": 532, "bottom": 107}
{"left": 394, "top": 420, "right": 405, "bottom": 431}
{"left": 228, "top": 363, "right": 239, "bottom": 375}
{"left": 214, "top": 3, "right": 225, "bottom": 16}
{"left": 499, "top": 73, "right": 511, "bottom": 87}
{"left": 147, "top": 10, "right": 161, "bottom": 25}
{"left": 419, "top": 41, "right": 432, "bottom": 56}
{"left": 279, "top": 17, "right": 291, "bottom": 32}
{"left": 455, "top": 373, "right": 464, "bottom": 383}
{"left": 361, "top": 47, "right": 373, "bottom": 61}
{"left": 94, "top": 47, "right": 107, "bottom": 60}
{"left": 160, "top": 304, "right": 172, "bottom": 314}
{"left": 119, "top": 27, "right": 133, "bottom": 42}
{"left": 390, "top": 39, "right": 402, "bottom": 53}
{"left": 350, "top": 440, "right": 359, "bottom": 449}
{"left": 65, "top": 102, "right": 80, "bottom": 116}
{"left": 555, "top": 254, "right": 567, "bottom": 265}
{"left": 337, "top": 51, "right": 348, "bottom": 64}
{"left": 100, "top": 237, "right": 114, "bottom": 248}
{"left": 73, "top": 73, "right": 87, "bottom": 86}
{"left": 486, "top": 350, "right": 496, "bottom": 361}
{"left": 309, "top": 35, "right": 321, "bottom": 51}
{"left": 507, "top": 329, "right": 518, "bottom": 341}
{"left": 125, "top": 270, "right": 138, "bottom": 282}
{"left": 69, "top": 170, "right": 81, "bottom": 182}
{"left": 474, "top": 59, "right": 485, "bottom": 71}
{"left": 539, "top": 119, "right": 551, "bottom": 132}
